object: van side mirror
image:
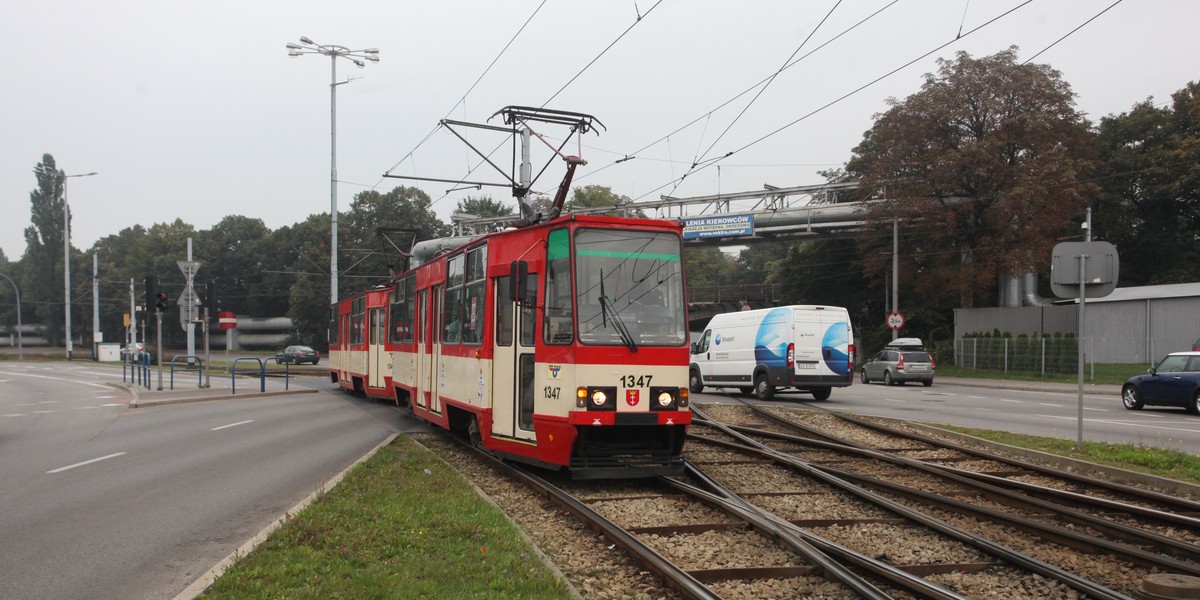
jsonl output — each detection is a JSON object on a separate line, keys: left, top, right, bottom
{"left": 690, "top": 342, "right": 698, "bottom": 354}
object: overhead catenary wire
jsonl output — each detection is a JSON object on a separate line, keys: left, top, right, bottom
{"left": 624, "top": 0, "right": 1036, "bottom": 205}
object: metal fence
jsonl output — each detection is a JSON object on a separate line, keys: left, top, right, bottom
{"left": 951, "top": 336, "right": 1171, "bottom": 376}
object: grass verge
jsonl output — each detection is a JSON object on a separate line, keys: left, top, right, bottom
{"left": 935, "top": 425, "right": 1200, "bottom": 485}
{"left": 200, "top": 435, "right": 569, "bottom": 599}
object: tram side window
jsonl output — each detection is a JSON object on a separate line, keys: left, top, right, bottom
{"left": 543, "top": 229, "right": 574, "bottom": 345}
{"left": 390, "top": 277, "right": 414, "bottom": 344}
{"left": 520, "top": 273, "right": 538, "bottom": 347}
{"left": 351, "top": 297, "right": 365, "bottom": 345}
{"left": 443, "top": 254, "right": 464, "bottom": 344}
{"left": 461, "top": 246, "right": 486, "bottom": 345}
{"left": 328, "top": 306, "right": 338, "bottom": 345}
{"left": 495, "top": 276, "right": 513, "bottom": 347}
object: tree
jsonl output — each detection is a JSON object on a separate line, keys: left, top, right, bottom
{"left": 564, "top": 185, "right": 646, "bottom": 218}
{"left": 21, "top": 154, "right": 66, "bottom": 345}
{"left": 846, "top": 48, "right": 1097, "bottom": 311}
{"left": 341, "top": 185, "right": 449, "bottom": 292}
{"left": 1092, "top": 81, "right": 1200, "bottom": 285}
{"left": 454, "top": 195, "right": 514, "bottom": 219}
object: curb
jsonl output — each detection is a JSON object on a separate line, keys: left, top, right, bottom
{"left": 129, "top": 387, "right": 318, "bottom": 408}
{"left": 171, "top": 432, "right": 401, "bottom": 600}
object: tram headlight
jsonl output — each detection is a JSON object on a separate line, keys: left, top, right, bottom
{"left": 582, "top": 386, "right": 616, "bottom": 411}
{"left": 650, "top": 386, "right": 686, "bottom": 410}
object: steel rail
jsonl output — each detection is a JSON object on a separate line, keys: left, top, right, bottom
{"left": 448, "top": 437, "right": 719, "bottom": 600}
{"left": 707, "top": 418, "right": 1200, "bottom": 563}
{"left": 690, "top": 407, "right": 1135, "bottom": 600}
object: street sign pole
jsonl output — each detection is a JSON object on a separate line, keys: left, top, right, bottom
{"left": 156, "top": 308, "right": 163, "bottom": 390}
{"left": 1077, "top": 252, "right": 1087, "bottom": 450}
{"left": 203, "top": 306, "right": 211, "bottom": 388}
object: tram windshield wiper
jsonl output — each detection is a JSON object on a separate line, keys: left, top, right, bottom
{"left": 598, "top": 271, "right": 637, "bottom": 352}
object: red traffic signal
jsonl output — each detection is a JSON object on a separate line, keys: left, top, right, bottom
{"left": 155, "top": 292, "right": 168, "bottom": 310}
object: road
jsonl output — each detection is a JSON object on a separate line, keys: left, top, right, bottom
{"left": 692, "top": 378, "right": 1200, "bottom": 455}
{"left": 0, "top": 361, "right": 423, "bottom": 600}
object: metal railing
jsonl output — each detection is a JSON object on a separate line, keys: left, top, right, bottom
{"left": 168, "top": 355, "right": 204, "bottom": 390}
{"left": 230, "top": 357, "right": 289, "bottom": 394}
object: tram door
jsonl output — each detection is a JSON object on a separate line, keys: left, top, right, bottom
{"left": 491, "top": 274, "right": 537, "bottom": 442}
{"left": 427, "top": 286, "right": 442, "bottom": 414}
{"left": 415, "top": 290, "right": 429, "bottom": 410}
{"left": 367, "top": 307, "right": 386, "bottom": 389}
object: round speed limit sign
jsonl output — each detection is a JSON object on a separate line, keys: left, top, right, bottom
{"left": 886, "top": 312, "right": 905, "bottom": 330}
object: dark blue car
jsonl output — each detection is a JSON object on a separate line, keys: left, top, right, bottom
{"left": 1122, "top": 352, "right": 1200, "bottom": 414}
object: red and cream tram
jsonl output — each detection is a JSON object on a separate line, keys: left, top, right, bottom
{"left": 328, "top": 214, "right": 692, "bottom": 478}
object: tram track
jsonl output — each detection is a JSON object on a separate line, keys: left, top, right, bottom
{"left": 416, "top": 424, "right": 1148, "bottom": 598}
{"left": 692, "top": 402, "right": 1200, "bottom": 595}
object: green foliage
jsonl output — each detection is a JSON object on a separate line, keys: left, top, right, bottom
{"left": 1093, "top": 81, "right": 1200, "bottom": 285}
{"left": 202, "top": 436, "right": 569, "bottom": 598}
{"left": 847, "top": 48, "right": 1097, "bottom": 312}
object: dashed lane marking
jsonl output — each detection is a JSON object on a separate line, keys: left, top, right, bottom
{"left": 211, "top": 420, "right": 254, "bottom": 431}
{"left": 47, "top": 452, "right": 127, "bottom": 474}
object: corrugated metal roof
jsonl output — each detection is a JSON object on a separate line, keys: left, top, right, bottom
{"left": 1052, "top": 281, "right": 1200, "bottom": 304}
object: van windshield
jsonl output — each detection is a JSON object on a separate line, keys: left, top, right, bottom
{"left": 574, "top": 228, "right": 687, "bottom": 347}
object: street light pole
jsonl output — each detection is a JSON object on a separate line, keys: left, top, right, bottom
{"left": 286, "top": 36, "right": 379, "bottom": 305}
{"left": 62, "top": 170, "right": 97, "bottom": 360}
{"left": 0, "top": 272, "right": 21, "bottom": 360}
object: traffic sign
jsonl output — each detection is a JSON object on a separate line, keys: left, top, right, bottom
{"left": 219, "top": 311, "right": 238, "bottom": 330}
{"left": 886, "top": 312, "right": 905, "bottom": 331}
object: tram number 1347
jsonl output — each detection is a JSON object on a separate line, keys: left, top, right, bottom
{"left": 620, "top": 375, "right": 653, "bottom": 387}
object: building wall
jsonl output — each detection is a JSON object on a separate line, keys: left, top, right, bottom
{"left": 956, "top": 295, "right": 1200, "bottom": 365}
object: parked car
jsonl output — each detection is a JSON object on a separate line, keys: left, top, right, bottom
{"left": 860, "top": 338, "right": 935, "bottom": 387}
{"left": 122, "top": 342, "right": 146, "bottom": 355}
{"left": 276, "top": 345, "right": 320, "bottom": 365}
{"left": 1121, "top": 351, "right": 1200, "bottom": 414}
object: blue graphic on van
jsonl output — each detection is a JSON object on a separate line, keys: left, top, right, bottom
{"left": 754, "top": 308, "right": 791, "bottom": 366}
{"left": 714, "top": 333, "right": 722, "bottom": 345}
{"left": 822, "top": 322, "right": 851, "bottom": 376}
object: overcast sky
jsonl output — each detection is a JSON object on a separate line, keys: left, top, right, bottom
{"left": 2, "top": 0, "right": 1196, "bottom": 261}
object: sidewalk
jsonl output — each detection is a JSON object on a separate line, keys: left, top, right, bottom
{"left": 935, "top": 376, "right": 1122, "bottom": 396}
{"left": 117, "top": 367, "right": 318, "bottom": 408}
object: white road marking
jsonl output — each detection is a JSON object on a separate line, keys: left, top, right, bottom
{"left": 1039, "top": 403, "right": 1062, "bottom": 407}
{"left": 1001, "top": 399, "right": 1023, "bottom": 403}
{"left": 47, "top": 452, "right": 127, "bottom": 474}
{"left": 976, "top": 407, "right": 1000, "bottom": 412}
{"left": 0, "top": 370, "right": 112, "bottom": 390}
{"left": 1083, "top": 407, "right": 1110, "bottom": 412}
{"left": 211, "top": 420, "right": 254, "bottom": 431}
{"left": 968, "top": 395, "right": 987, "bottom": 399}
{"left": 2, "top": 413, "right": 27, "bottom": 418}
{"left": 32, "top": 410, "right": 55, "bottom": 414}
{"left": 75, "top": 406, "right": 100, "bottom": 410}
{"left": 101, "top": 403, "right": 124, "bottom": 407}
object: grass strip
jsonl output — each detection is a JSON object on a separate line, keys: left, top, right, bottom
{"left": 200, "top": 435, "right": 570, "bottom": 599}
{"left": 936, "top": 425, "right": 1200, "bottom": 485}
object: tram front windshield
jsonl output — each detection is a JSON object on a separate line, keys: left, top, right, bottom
{"left": 575, "top": 228, "right": 687, "bottom": 348}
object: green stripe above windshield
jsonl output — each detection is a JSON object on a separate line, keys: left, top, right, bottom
{"left": 577, "top": 249, "right": 680, "bottom": 261}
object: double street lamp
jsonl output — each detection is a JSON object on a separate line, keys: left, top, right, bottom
{"left": 62, "top": 170, "right": 97, "bottom": 360}
{"left": 286, "top": 36, "right": 379, "bottom": 304}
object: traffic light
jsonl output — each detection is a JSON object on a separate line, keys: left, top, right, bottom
{"left": 155, "top": 291, "right": 168, "bottom": 311}
{"left": 144, "top": 276, "right": 157, "bottom": 312}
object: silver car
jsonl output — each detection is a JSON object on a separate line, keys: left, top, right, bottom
{"left": 861, "top": 343, "right": 935, "bottom": 386}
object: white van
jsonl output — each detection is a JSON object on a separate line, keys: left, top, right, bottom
{"left": 689, "top": 305, "right": 854, "bottom": 400}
